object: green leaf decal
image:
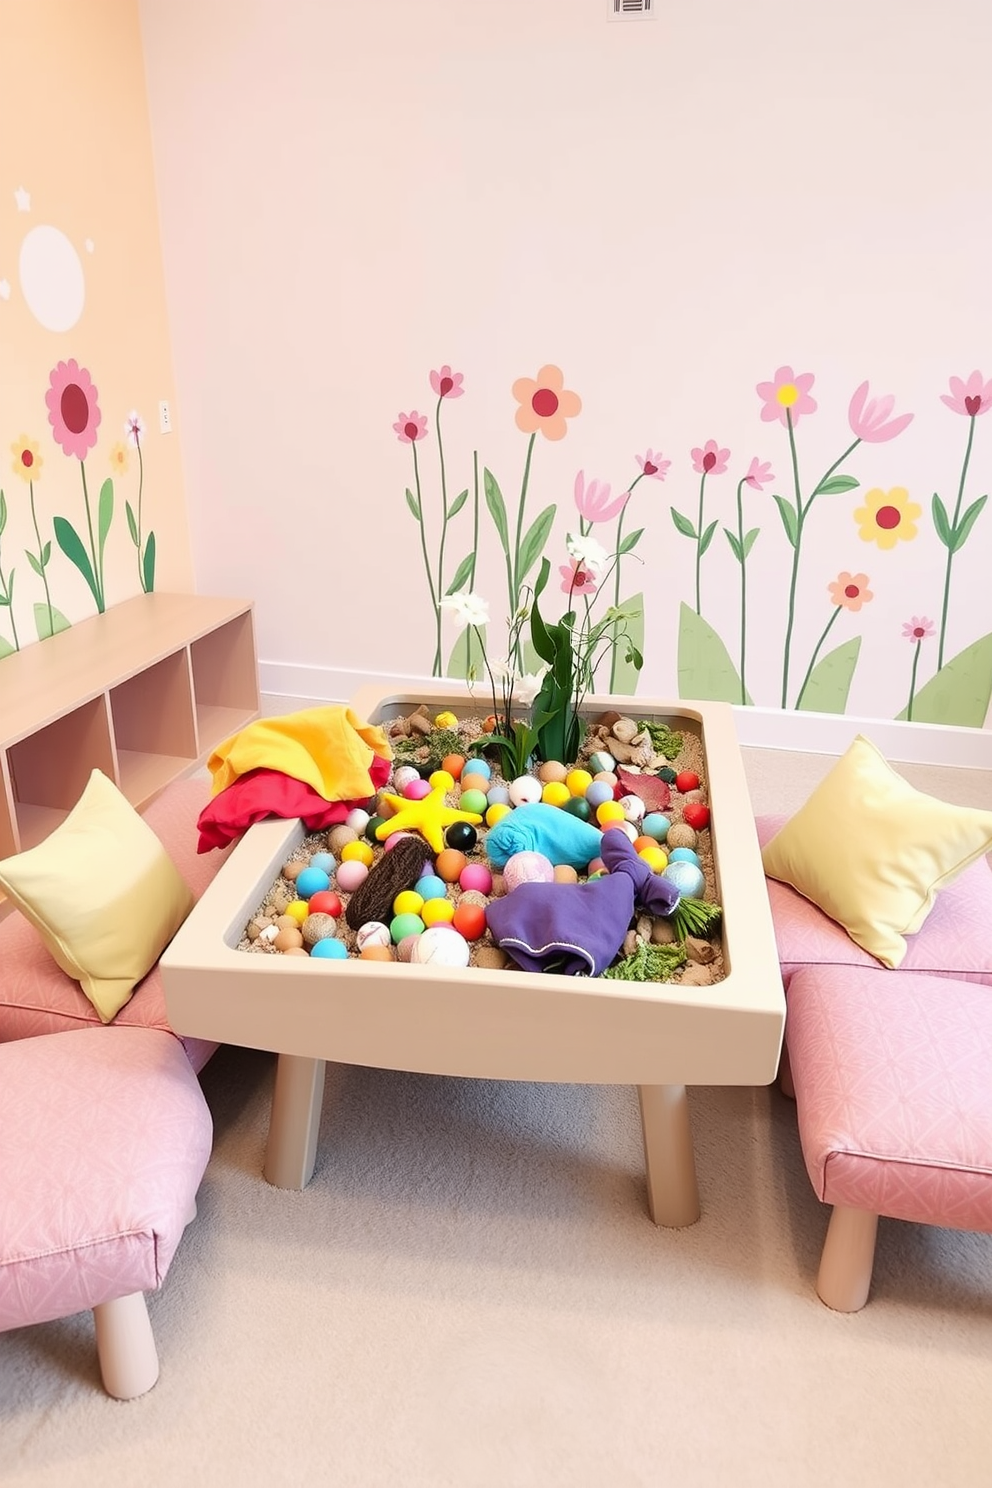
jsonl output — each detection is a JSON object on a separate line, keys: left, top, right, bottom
{"left": 698, "top": 519, "right": 718, "bottom": 557}
{"left": 670, "top": 507, "right": 697, "bottom": 540}
{"left": 894, "top": 632, "right": 992, "bottom": 727}
{"left": 445, "top": 552, "right": 475, "bottom": 595}
{"left": 484, "top": 468, "right": 510, "bottom": 553}
{"left": 677, "top": 602, "right": 753, "bottom": 704}
{"left": 0, "top": 490, "right": 6, "bottom": 536}
{"left": 742, "top": 526, "right": 760, "bottom": 558}
{"left": 54, "top": 517, "right": 99, "bottom": 604}
{"left": 446, "top": 621, "right": 487, "bottom": 681}
{"left": 772, "top": 495, "right": 799, "bottom": 548}
{"left": 723, "top": 528, "right": 743, "bottom": 563}
{"left": 517, "top": 503, "right": 556, "bottom": 586}
{"left": 952, "top": 494, "right": 987, "bottom": 552}
{"left": 0, "top": 635, "right": 14, "bottom": 659}
{"left": 125, "top": 500, "right": 139, "bottom": 546}
{"left": 26, "top": 550, "right": 44, "bottom": 578}
{"left": 142, "top": 532, "right": 156, "bottom": 593}
{"left": 98, "top": 478, "right": 114, "bottom": 558}
{"left": 931, "top": 492, "right": 952, "bottom": 548}
{"left": 405, "top": 487, "right": 421, "bottom": 521}
{"left": 33, "top": 603, "right": 71, "bottom": 640}
{"left": 814, "top": 474, "right": 859, "bottom": 496}
{"left": 618, "top": 527, "right": 644, "bottom": 556}
{"left": 608, "top": 591, "right": 645, "bottom": 696}
{"left": 796, "top": 636, "right": 862, "bottom": 714}
{"left": 447, "top": 488, "right": 469, "bottom": 519}
{"left": 42, "top": 540, "right": 51, "bottom": 567}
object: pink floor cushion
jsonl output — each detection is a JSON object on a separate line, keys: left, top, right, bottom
{"left": 0, "top": 779, "right": 230, "bottom": 1070}
{"left": 756, "top": 814, "right": 992, "bottom": 987}
{"left": 785, "top": 964, "right": 992, "bottom": 1232}
{"left": 0, "top": 1026, "right": 212, "bottom": 1332}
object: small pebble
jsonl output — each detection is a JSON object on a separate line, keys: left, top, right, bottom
{"left": 274, "top": 926, "right": 304, "bottom": 951}
{"left": 328, "top": 825, "right": 358, "bottom": 853}
{"left": 282, "top": 861, "right": 302, "bottom": 881}
{"left": 474, "top": 946, "right": 509, "bottom": 970}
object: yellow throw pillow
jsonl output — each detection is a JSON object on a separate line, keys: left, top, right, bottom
{"left": 761, "top": 735, "right": 992, "bottom": 968}
{"left": 0, "top": 769, "right": 194, "bottom": 1022}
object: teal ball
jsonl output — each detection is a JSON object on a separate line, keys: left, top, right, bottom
{"left": 310, "top": 937, "right": 348, "bottom": 960}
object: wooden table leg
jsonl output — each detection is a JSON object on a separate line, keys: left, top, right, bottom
{"left": 637, "top": 1083, "right": 701, "bottom": 1228}
{"left": 263, "top": 1054, "right": 327, "bottom": 1189}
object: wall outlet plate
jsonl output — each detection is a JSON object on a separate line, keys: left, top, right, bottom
{"left": 607, "top": 0, "right": 655, "bottom": 18}
{"left": 159, "top": 400, "right": 172, "bottom": 434}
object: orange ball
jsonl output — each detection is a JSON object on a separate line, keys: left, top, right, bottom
{"left": 360, "top": 943, "right": 395, "bottom": 962}
{"left": 435, "top": 848, "right": 468, "bottom": 883}
{"left": 441, "top": 753, "right": 466, "bottom": 780}
{"left": 453, "top": 902, "right": 487, "bottom": 940}
{"left": 632, "top": 835, "right": 657, "bottom": 855}
{"left": 459, "top": 772, "right": 489, "bottom": 796}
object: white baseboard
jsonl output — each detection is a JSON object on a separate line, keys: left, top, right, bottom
{"left": 258, "top": 661, "right": 992, "bottom": 771}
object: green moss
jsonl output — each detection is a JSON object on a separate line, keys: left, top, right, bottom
{"left": 637, "top": 720, "right": 684, "bottom": 760}
{"left": 394, "top": 727, "right": 464, "bottom": 771}
{"left": 602, "top": 941, "right": 687, "bottom": 982}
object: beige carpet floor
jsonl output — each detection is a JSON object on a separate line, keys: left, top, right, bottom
{"left": 2, "top": 746, "right": 991, "bottom": 1487}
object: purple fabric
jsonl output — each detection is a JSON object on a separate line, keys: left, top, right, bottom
{"left": 485, "top": 831, "right": 680, "bottom": 976}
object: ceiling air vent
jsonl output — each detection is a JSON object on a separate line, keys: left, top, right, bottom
{"left": 608, "top": 0, "right": 654, "bottom": 19}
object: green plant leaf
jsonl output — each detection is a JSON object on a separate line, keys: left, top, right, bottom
{"left": 26, "top": 550, "right": 44, "bottom": 578}
{"left": 0, "top": 490, "right": 6, "bottom": 536}
{"left": 529, "top": 567, "right": 557, "bottom": 665}
{"left": 0, "top": 592, "right": 8, "bottom": 607}
{"left": 532, "top": 555, "right": 550, "bottom": 602}
{"left": 609, "top": 591, "right": 645, "bottom": 696}
{"left": 142, "top": 532, "right": 156, "bottom": 593}
{"left": 484, "top": 467, "right": 510, "bottom": 553}
{"left": 894, "top": 631, "right": 992, "bottom": 727}
{"left": 670, "top": 507, "right": 697, "bottom": 540}
{"left": 742, "top": 526, "right": 760, "bottom": 558}
{"left": 98, "top": 478, "right": 114, "bottom": 559}
{"left": 796, "top": 635, "right": 862, "bottom": 714}
{"left": 771, "top": 495, "right": 799, "bottom": 548}
{"left": 447, "top": 488, "right": 469, "bottom": 519}
{"left": 931, "top": 492, "right": 952, "bottom": 549}
{"left": 517, "top": 503, "right": 555, "bottom": 585}
{"left": 54, "top": 517, "right": 99, "bottom": 604}
{"left": 618, "top": 527, "right": 644, "bottom": 556}
{"left": 676, "top": 601, "right": 753, "bottom": 705}
{"left": 446, "top": 621, "right": 487, "bottom": 681}
{"left": 814, "top": 474, "right": 859, "bottom": 496}
{"left": 445, "top": 553, "right": 475, "bottom": 595}
{"left": 405, "top": 487, "right": 421, "bottom": 521}
{"left": 125, "top": 500, "right": 139, "bottom": 546}
{"left": 698, "top": 519, "right": 718, "bottom": 557}
{"left": 42, "top": 540, "right": 51, "bottom": 567}
{"left": 951, "top": 494, "right": 988, "bottom": 553}
{"left": 34, "top": 603, "right": 70, "bottom": 640}
{"left": 723, "top": 528, "right": 743, "bottom": 563}
{"left": 0, "top": 635, "right": 14, "bottom": 659}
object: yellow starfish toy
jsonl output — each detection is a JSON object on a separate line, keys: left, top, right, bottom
{"left": 375, "top": 786, "right": 483, "bottom": 855}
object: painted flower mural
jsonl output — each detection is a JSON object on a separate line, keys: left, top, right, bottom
{"left": 853, "top": 487, "right": 921, "bottom": 550}
{"left": 11, "top": 434, "right": 66, "bottom": 641}
{"left": 46, "top": 358, "right": 112, "bottom": 615}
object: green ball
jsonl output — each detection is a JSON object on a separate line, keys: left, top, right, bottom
{"left": 657, "top": 766, "right": 677, "bottom": 784}
{"left": 365, "top": 815, "right": 388, "bottom": 844}
{"left": 459, "top": 789, "right": 488, "bottom": 816}
{"left": 562, "top": 796, "right": 592, "bottom": 821}
{"left": 390, "top": 912, "right": 425, "bottom": 944}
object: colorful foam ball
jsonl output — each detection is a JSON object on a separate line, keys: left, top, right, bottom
{"left": 390, "top": 912, "right": 425, "bottom": 943}
{"left": 411, "top": 925, "right": 470, "bottom": 966}
{"left": 360, "top": 944, "right": 394, "bottom": 962}
{"left": 345, "top": 808, "right": 370, "bottom": 834}
{"left": 632, "top": 835, "right": 657, "bottom": 855}
{"left": 394, "top": 889, "right": 425, "bottom": 917}
{"left": 466, "top": 757, "right": 491, "bottom": 780}
{"left": 486, "top": 803, "right": 512, "bottom": 828}
{"left": 682, "top": 802, "right": 711, "bottom": 830}
{"left": 422, "top": 897, "right": 455, "bottom": 927}
{"left": 584, "top": 780, "right": 613, "bottom": 810}
{"left": 310, "top": 937, "right": 348, "bottom": 960}
{"left": 586, "top": 857, "right": 606, "bottom": 876}
{"left": 663, "top": 859, "right": 705, "bottom": 897}
{"left": 445, "top": 820, "right": 478, "bottom": 852}
{"left": 619, "top": 794, "right": 646, "bottom": 824}
{"left": 285, "top": 900, "right": 310, "bottom": 924}
{"left": 596, "top": 800, "right": 625, "bottom": 827}
{"left": 641, "top": 813, "right": 671, "bottom": 842}
{"left": 565, "top": 768, "right": 593, "bottom": 797}
{"left": 486, "top": 784, "right": 511, "bottom": 807}
{"left": 562, "top": 796, "right": 591, "bottom": 822}
{"left": 341, "top": 840, "right": 374, "bottom": 867}
{"left": 396, "top": 935, "right": 420, "bottom": 962}
{"left": 392, "top": 765, "right": 421, "bottom": 792}
{"left": 355, "top": 921, "right": 391, "bottom": 951}
{"left": 434, "top": 710, "right": 459, "bottom": 729}
{"left": 553, "top": 864, "right": 578, "bottom": 884}
{"left": 308, "top": 890, "right": 343, "bottom": 919}
{"left": 637, "top": 845, "right": 669, "bottom": 873}
{"left": 416, "top": 873, "right": 448, "bottom": 902}
{"left": 383, "top": 832, "right": 413, "bottom": 851}
{"left": 294, "top": 866, "right": 331, "bottom": 899}
{"left": 668, "top": 847, "right": 701, "bottom": 867}
{"left": 603, "top": 819, "right": 638, "bottom": 842}
{"left": 441, "top": 753, "right": 466, "bottom": 780}
{"left": 508, "top": 775, "right": 542, "bottom": 807}
{"left": 365, "top": 815, "right": 388, "bottom": 843}
{"left": 541, "top": 781, "right": 571, "bottom": 808}
{"left": 459, "top": 861, "right": 493, "bottom": 894}
{"left": 335, "top": 859, "right": 369, "bottom": 893}
{"left": 459, "top": 789, "right": 489, "bottom": 816}
{"left": 588, "top": 750, "right": 616, "bottom": 775}
{"left": 459, "top": 772, "right": 491, "bottom": 797}
{"left": 403, "top": 777, "right": 432, "bottom": 801}
{"left": 658, "top": 766, "right": 678, "bottom": 784}
{"left": 675, "top": 770, "right": 701, "bottom": 794}
{"left": 537, "top": 760, "right": 567, "bottom": 784}
{"left": 429, "top": 769, "right": 456, "bottom": 793}
{"left": 452, "top": 902, "right": 487, "bottom": 940}
{"left": 503, "top": 851, "right": 555, "bottom": 892}
{"left": 435, "top": 848, "right": 468, "bottom": 883}
{"left": 309, "top": 851, "right": 336, "bottom": 876}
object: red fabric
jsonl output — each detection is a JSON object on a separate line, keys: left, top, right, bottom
{"left": 196, "top": 757, "right": 392, "bottom": 853}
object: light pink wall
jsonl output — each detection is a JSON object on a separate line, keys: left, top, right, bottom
{"left": 139, "top": 0, "right": 992, "bottom": 721}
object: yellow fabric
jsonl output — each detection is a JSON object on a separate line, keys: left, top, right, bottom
{"left": 0, "top": 770, "right": 194, "bottom": 1023}
{"left": 761, "top": 734, "right": 992, "bottom": 968}
{"left": 207, "top": 706, "right": 393, "bottom": 801}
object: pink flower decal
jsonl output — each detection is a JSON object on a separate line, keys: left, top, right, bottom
{"left": 573, "top": 470, "right": 628, "bottom": 524}
{"left": 393, "top": 411, "right": 428, "bottom": 443}
{"left": 940, "top": 370, "right": 992, "bottom": 418}
{"left": 743, "top": 457, "right": 774, "bottom": 490}
{"left": 847, "top": 381, "right": 914, "bottom": 443}
{"left": 559, "top": 559, "right": 598, "bottom": 596}
{"left": 636, "top": 449, "right": 671, "bottom": 481}
{"left": 429, "top": 365, "right": 464, "bottom": 399}
{"left": 45, "top": 359, "right": 101, "bottom": 459}
{"left": 827, "top": 571, "right": 873, "bottom": 613}
{"left": 690, "top": 440, "right": 730, "bottom": 476}
{"left": 902, "top": 616, "right": 936, "bottom": 641}
{"left": 756, "top": 366, "right": 817, "bottom": 427}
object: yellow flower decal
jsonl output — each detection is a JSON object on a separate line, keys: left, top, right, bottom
{"left": 11, "top": 436, "right": 42, "bottom": 482}
{"left": 109, "top": 441, "right": 129, "bottom": 476}
{"left": 853, "top": 487, "right": 921, "bottom": 550}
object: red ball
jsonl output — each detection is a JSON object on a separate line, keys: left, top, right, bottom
{"left": 308, "top": 890, "right": 343, "bottom": 918}
{"left": 682, "top": 802, "right": 710, "bottom": 830}
{"left": 452, "top": 902, "right": 487, "bottom": 941}
{"left": 675, "top": 770, "right": 700, "bottom": 793}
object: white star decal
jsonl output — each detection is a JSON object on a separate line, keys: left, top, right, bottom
{"left": 14, "top": 186, "right": 30, "bottom": 212}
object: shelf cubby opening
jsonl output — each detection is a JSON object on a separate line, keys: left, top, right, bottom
{"left": 7, "top": 695, "right": 117, "bottom": 849}
{"left": 110, "top": 649, "right": 198, "bottom": 809}
{"left": 191, "top": 610, "right": 260, "bottom": 749}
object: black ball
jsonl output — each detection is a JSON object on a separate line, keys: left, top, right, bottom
{"left": 445, "top": 821, "right": 478, "bottom": 852}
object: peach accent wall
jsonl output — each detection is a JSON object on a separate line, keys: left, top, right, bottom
{"left": 0, "top": 0, "right": 192, "bottom": 657}
{"left": 139, "top": 0, "right": 992, "bottom": 727}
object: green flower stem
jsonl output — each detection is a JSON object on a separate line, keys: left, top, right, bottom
{"left": 907, "top": 638, "right": 922, "bottom": 722}
{"left": 411, "top": 441, "right": 440, "bottom": 675}
{"left": 794, "top": 604, "right": 842, "bottom": 710}
{"left": 734, "top": 477, "right": 748, "bottom": 706}
{"left": 79, "top": 459, "right": 103, "bottom": 612}
{"left": 28, "top": 480, "right": 54, "bottom": 637}
{"left": 511, "top": 433, "right": 537, "bottom": 664}
{"left": 135, "top": 436, "right": 146, "bottom": 591}
{"left": 0, "top": 566, "right": 19, "bottom": 650}
{"left": 433, "top": 396, "right": 451, "bottom": 676}
{"left": 780, "top": 411, "right": 804, "bottom": 708}
{"left": 694, "top": 470, "right": 708, "bottom": 616}
{"left": 610, "top": 470, "right": 645, "bottom": 691}
{"left": 937, "top": 413, "right": 976, "bottom": 669}
{"left": 800, "top": 438, "right": 861, "bottom": 521}
{"left": 464, "top": 450, "right": 480, "bottom": 679}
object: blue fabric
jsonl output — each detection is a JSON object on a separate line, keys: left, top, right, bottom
{"left": 485, "top": 802, "right": 603, "bottom": 871}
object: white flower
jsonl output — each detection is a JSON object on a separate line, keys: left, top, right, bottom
{"left": 514, "top": 667, "right": 548, "bottom": 705}
{"left": 439, "top": 590, "right": 490, "bottom": 629}
{"left": 125, "top": 410, "right": 146, "bottom": 447}
{"left": 566, "top": 532, "right": 607, "bottom": 572}
{"left": 489, "top": 656, "right": 513, "bottom": 684}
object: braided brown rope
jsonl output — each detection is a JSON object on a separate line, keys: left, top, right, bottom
{"left": 344, "top": 836, "right": 428, "bottom": 930}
